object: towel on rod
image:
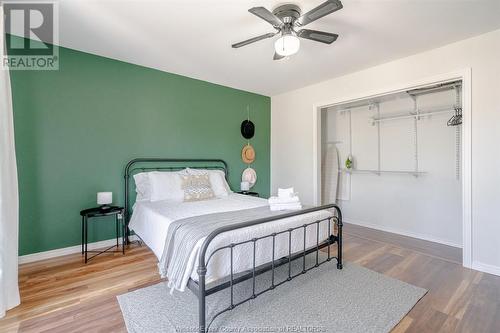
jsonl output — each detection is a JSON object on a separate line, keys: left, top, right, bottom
{"left": 322, "top": 144, "right": 339, "bottom": 204}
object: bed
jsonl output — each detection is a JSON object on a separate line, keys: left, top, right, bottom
{"left": 124, "top": 158, "right": 343, "bottom": 332}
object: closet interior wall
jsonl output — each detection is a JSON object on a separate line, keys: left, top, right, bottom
{"left": 321, "top": 84, "right": 463, "bottom": 247}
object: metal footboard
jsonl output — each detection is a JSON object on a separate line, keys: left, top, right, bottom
{"left": 188, "top": 204, "right": 343, "bottom": 333}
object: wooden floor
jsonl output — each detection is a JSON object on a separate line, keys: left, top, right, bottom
{"left": 345, "top": 223, "right": 463, "bottom": 264}
{"left": 1, "top": 225, "right": 500, "bottom": 333}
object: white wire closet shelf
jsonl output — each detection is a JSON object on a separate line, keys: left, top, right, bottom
{"left": 371, "top": 105, "right": 458, "bottom": 124}
{"left": 329, "top": 79, "right": 462, "bottom": 113}
{"left": 324, "top": 79, "right": 462, "bottom": 180}
{"left": 340, "top": 168, "right": 427, "bottom": 177}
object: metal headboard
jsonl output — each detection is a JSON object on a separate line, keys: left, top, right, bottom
{"left": 123, "top": 158, "right": 228, "bottom": 226}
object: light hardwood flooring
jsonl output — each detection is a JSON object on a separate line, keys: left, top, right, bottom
{"left": 1, "top": 224, "right": 499, "bottom": 332}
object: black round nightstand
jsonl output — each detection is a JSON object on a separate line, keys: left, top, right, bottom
{"left": 236, "top": 191, "right": 259, "bottom": 197}
{"left": 80, "top": 206, "right": 125, "bottom": 263}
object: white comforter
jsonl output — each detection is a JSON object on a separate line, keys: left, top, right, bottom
{"left": 129, "top": 194, "right": 333, "bottom": 291}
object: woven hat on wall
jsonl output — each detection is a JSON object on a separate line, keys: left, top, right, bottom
{"left": 241, "top": 144, "right": 255, "bottom": 164}
{"left": 242, "top": 167, "right": 257, "bottom": 188}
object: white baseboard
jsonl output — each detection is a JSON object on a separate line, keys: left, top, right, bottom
{"left": 18, "top": 236, "right": 138, "bottom": 265}
{"left": 344, "top": 218, "right": 462, "bottom": 249}
{"left": 338, "top": 218, "right": 500, "bottom": 277}
{"left": 472, "top": 261, "right": 500, "bottom": 277}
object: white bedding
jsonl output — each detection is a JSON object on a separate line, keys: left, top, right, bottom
{"left": 129, "top": 194, "right": 333, "bottom": 291}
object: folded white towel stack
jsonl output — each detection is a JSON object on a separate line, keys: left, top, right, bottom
{"left": 268, "top": 187, "right": 302, "bottom": 211}
{"left": 278, "top": 187, "right": 295, "bottom": 198}
{"left": 268, "top": 196, "right": 300, "bottom": 205}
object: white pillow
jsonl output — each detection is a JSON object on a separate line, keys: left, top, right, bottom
{"left": 148, "top": 171, "right": 185, "bottom": 202}
{"left": 133, "top": 172, "right": 151, "bottom": 201}
{"left": 209, "top": 170, "right": 232, "bottom": 197}
{"left": 186, "top": 168, "right": 232, "bottom": 197}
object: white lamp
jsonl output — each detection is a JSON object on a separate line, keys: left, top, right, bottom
{"left": 274, "top": 32, "right": 300, "bottom": 57}
{"left": 97, "top": 192, "right": 112, "bottom": 209}
{"left": 240, "top": 181, "right": 250, "bottom": 192}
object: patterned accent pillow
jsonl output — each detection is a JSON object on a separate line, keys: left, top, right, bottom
{"left": 181, "top": 174, "right": 215, "bottom": 202}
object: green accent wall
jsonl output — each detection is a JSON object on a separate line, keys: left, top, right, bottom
{"left": 10, "top": 41, "right": 270, "bottom": 256}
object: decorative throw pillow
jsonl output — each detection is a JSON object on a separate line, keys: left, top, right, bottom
{"left": 181, "top": 174, "right": 215, "bottom": 202}
{"left": 186, "top": 168, "right": 232, "bottom": 197}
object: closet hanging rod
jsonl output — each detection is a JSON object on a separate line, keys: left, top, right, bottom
{"left": 339, "top": 169, "right": 427, "bottom": 176}
{"left": 328, "top": 81, "right": 462, "bottom": 114}
{"left": 406, "top": 80, "right": 462, "bottom": 97}
{"left": 334, "top": 101, "right": 376, "bottom": 113}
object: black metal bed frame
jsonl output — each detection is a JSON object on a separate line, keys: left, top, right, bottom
{"left": 124, "top": 158, "right": 343, "bottom": 333}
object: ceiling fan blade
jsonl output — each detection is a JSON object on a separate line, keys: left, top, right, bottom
{"left": 249, "top": 7, "right": 283, "bottom": 28}
{"left": 295, "top": 0, "right": 343, "bottom": 27}
{"left": 297, "top": 29, "right": 338, "bottom": 44}
{"left": 232, "top": 32, "right": 276, "bottom": 48}
{"left": 273, "top": 52, "right": 285, "bottom": 61}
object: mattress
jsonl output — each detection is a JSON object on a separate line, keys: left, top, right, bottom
{"left": 129, "top": 194, "right": 333, "bottom": 291}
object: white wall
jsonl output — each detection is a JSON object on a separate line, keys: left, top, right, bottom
{"left": 321, "top": 90, "right": 462, "bottom": 247}
{"left": 271, "top": 29, "right": 500, "bottom": 273}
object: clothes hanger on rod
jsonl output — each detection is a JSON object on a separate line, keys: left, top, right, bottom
{"left": 447, "top": 86, "right": 462, "bottom": 127}
{"left": 447, "top": 107, "right": 462, "bottom": 126}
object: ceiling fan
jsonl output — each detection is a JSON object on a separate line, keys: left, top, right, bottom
{"left": 232, "top": 0, "right": 343, "bottom": 60}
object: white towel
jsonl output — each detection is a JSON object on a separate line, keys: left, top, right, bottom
{"left": 269, "top": 202, "right": 302, "bottom": 211}
{"left": 268, "top": 195, "right": 300, "bottom": 205}
{"left": 270, "top": 188, "right": 302, "bottom": 210}
{"left": 278, "top": 187, "right": 295, "bottom": 198}
{"left": 322, "top": 145, "right": 339, "bottom": 204}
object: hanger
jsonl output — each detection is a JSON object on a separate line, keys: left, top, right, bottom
{"left": 447, "top": 107, "right": 462, "bottom": 126}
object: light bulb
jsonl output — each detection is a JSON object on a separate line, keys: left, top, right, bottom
{"left": 274, "top": 34, "right": 300, "bottom": 56}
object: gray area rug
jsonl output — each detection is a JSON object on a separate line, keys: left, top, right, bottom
{"left": 118, "top": 255, "right": 426, "bottom": 333}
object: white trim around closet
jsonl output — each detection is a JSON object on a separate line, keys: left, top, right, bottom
{"left": 312, "top": 68, "right": 472, "bottom": 269}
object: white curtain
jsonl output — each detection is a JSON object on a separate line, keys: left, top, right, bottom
{"left": 0, "top": 5, "right": 21, "bottom": 318}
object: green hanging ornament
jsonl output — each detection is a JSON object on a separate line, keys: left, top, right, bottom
{"left": 345, "top": 154, "right": 353, "bottom": 170}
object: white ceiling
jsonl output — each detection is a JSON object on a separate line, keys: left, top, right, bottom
{"left": 54, "top": 0, "right": 500, "bottom": 96}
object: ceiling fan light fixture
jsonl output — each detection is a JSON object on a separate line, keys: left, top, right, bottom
{"left": 234, "top": 1, "right": 342, "bottom": 60}
{"left": 274, "top": 33, "right": 300, "bottom": 56}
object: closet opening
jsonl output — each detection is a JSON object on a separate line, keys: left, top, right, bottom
{"left": 313, "top": 73, "right": 471, "bottom": 267}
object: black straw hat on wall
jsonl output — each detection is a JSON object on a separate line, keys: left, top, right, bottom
{"left": 241, "top": 120, "right": 255, "bottom": 139}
